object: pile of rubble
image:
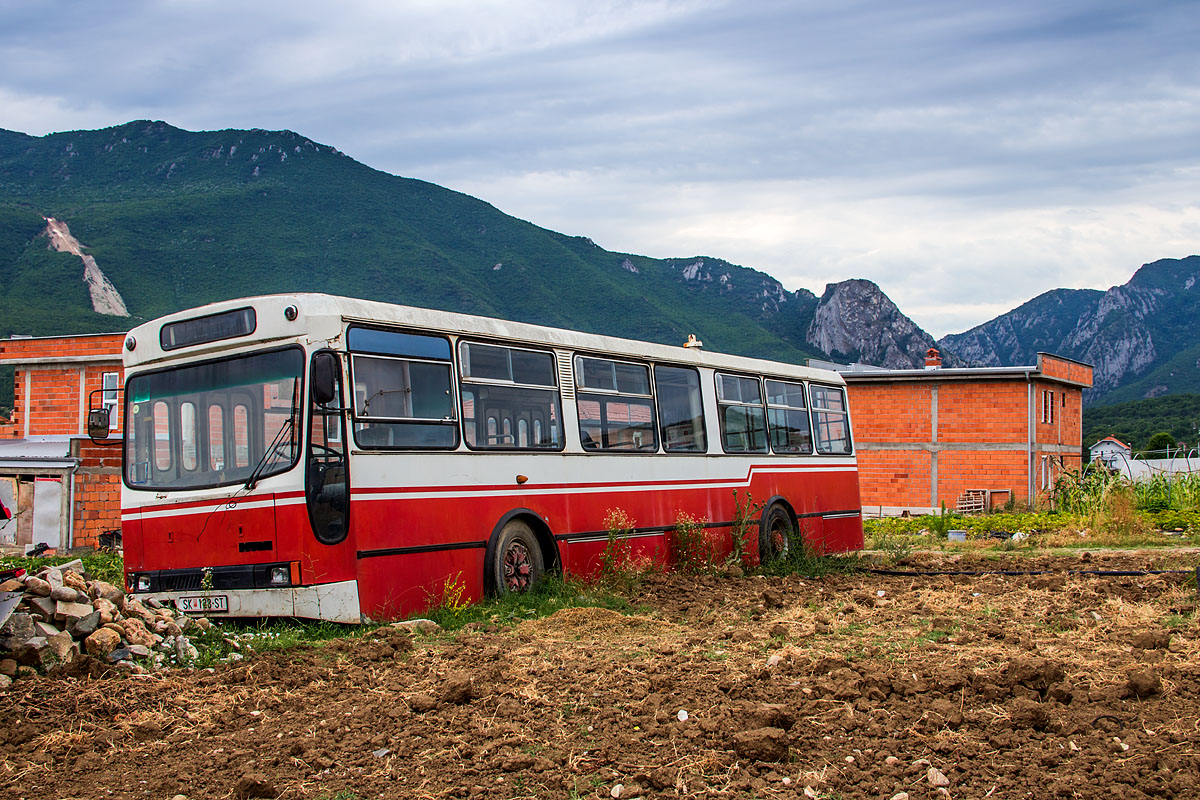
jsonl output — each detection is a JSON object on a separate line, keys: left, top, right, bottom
{"left": 0, "top": 561, "right": 211, "bottom": 687}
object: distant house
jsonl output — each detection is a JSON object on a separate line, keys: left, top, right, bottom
{"left": 1089, "top": 436, "right": 1132, "bottom": 470}
{"left": 814, "top": 350, "right": 1093, "bottom": 515}
{"left": 1088, "top": 436, "right": 1199, "bottom": 481}
{"left": 0, "top": 332, "right": 126, "bottom": 552}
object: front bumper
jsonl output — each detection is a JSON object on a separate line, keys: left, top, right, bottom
{"left": 134, "top": 579, "right": 362, "bottom": 623}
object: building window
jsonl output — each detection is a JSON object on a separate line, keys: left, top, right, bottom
{"left": 102, "top": 372, "right": 120, "bottom": 430}
{"left": 1042, "top": 390, "right": 1055, "bottom": 424}
{"left": 1041, "top": 455, "right": 1055, "bottom": 490}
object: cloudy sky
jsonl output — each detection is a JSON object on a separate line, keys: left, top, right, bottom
{"left": 2, "top": 0, "right": 1198, "bottom": 336}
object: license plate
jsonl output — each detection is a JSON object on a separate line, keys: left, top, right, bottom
{"left": 177, "top": 595, "right": 229, "bottom": 613}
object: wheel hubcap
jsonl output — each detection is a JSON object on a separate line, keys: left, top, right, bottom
{"left": 770, "top": 522, "right": 789, "bottom": 558}
{"left": 503, "top": 541, "right": 533, "bottom": 592}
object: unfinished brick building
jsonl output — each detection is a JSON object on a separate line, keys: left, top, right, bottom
{"left": 835, "top": 349, "right": 1093, "bottom": 515}
{"left": 0, "top": 332, "right": 126, "bottom": 551}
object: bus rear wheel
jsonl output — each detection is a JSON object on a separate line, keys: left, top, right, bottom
{"left": 492, "top": 519, "right": 545, "bottom": 594}
{"left": 759, "top": 504, "right": 794, "bottom": 565}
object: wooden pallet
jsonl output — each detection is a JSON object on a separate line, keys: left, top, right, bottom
{"left": 956, "top": 490, "right": 987, "bottom": 514}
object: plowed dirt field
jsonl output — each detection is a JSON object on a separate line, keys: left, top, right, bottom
{"left": 4, "top": 551, "right": 1199, "bottom": 800}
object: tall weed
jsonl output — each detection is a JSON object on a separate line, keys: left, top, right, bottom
{"left": 597, "top": 508, "right": 657, "bottom": 589}
{"left": 670, "top": 511, "right": 716, "bottom": 574}
{"left": 728, "top": 490, "right": 763, "bottom": 568}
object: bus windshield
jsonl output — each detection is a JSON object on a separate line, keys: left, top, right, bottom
{"left": 124, "top": 348, "right": 305, "bottom": 490}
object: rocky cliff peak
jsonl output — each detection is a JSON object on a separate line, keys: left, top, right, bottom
{"left": 938, "top": 255, "right": 1200, "bottom": 401}
{"left": 806, "top": 279, "right": 949, "bottom": 369}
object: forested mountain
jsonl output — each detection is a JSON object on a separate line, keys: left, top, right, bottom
{"left": 1, "top": 120, "right": 1196, "bottom": 417}
{"left": 0, "top": 121, "right": 947, "bottom": 414}
{"left": 0, "top": 121, "right": 819, "bottom": 359}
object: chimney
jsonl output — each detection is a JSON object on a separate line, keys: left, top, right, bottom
{"left": 924, "top": 347, "right": 942, "bottom": 369}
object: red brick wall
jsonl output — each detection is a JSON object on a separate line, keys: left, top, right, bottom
{"left": 0, "top": 333, "right": 126, "bottom": 361}
{"left": 856, "top": 449, "right": 933, "bottom": 507}
{"left": 25, "top": 368, "right": 80, "bottom": 435}
{"left": 0, "top": 334, "right": 127, "bottom": 548}
{"left": 71, "top": 439, "right": 123, "bottom": 549}
{"left": 848, "top": 373, "right": 1088, "bottom": 510}
{"left": 850, "top": 384, "right": 933, "bottom": 443}
{"left": 0, "top": 333, "right": 126, "bottom": 437}
{"left": 935, "top": 449, "right": 1028, "bottom": 509}
{"left": 1038, "top": 354, "right": 1093, "bottom": 386}
{"left": 937, "top": 383, "right": 1028, "bottom": 442}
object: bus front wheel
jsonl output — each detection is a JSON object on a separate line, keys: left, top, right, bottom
{"left": 491, "top": 519, "right": 545, "bottom": 595}
{"left": 759, "top": 504, "right": 794, "bottom": 565}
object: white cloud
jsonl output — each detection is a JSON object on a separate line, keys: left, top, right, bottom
{"left": 0, "top": 88, "right": 125, "bottom": 136}
{"left": 1, "top": 0, "right": 1198, "bottom": 341}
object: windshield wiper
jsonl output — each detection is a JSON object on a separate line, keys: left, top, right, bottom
{"left": 245, "top": 416, "right": 295, "bottom": 491}
{"left": 245, "top": 380, "right": 300, "bottom": 491}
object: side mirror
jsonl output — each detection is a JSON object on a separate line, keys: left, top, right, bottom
{"left": 311, "top": 352, "right": 338, "bottom": 406}
{"left": 88, "top": 408, "right": 111, "bottom": 440}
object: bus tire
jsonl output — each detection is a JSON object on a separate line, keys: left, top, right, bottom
{"left": 490, "top": 518, "right": 545, "bottom": 595}
{"left": 759, "top": 503, "right": 794, "bottom": 565}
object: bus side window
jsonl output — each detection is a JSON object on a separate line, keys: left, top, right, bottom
{"left": 811, "top": 385, "right": 852, "bottom": 455}
{"left": 347, "top": 327, "right": 458, "bottom": 450}
{"left": 574, "top": 356, "right": 657, "bottom": 452}
{"left": 654, "top": 365, "right": 706, "bottom": 452}
{"left": 765, "top": 379, "right": 813, "bottom": 454}
{"left": 459, "top": 342, "right": 562, "bottom": 450}
{"left": 715, "top": 373, "right": 768, "bottom": 453}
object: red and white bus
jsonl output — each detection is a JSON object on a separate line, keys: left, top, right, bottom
{"left": 103, "top": 294, "right": 862, "bottom": 622}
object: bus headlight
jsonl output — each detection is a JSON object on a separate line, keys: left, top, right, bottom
{"left": 135, "top": 574, "right": 151, "bottom": 592}
{"left": 268, "top": 565, "right": 290, "bottom": 586}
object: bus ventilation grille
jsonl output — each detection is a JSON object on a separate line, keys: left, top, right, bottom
{"left": 157, "top": 573, "right": 204, "bottom": 592}
{"left": 557, "top": 351, "right": 575, "bottom": 400}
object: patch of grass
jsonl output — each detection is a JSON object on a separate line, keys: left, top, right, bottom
{"left": 190, "top": 618, "right": 366, "bottom": 667}
{"left": 595, "top": 508, "right": 661, "bottom": 592}
{"left": 0, "top": 552, "right": 124, "bottom": 585}
{"left": 1163, "top": 612, "right": 1195, "bottom": 628}
{"left": 870, "top": 531, "right": 914, "bottom": 562}
{"left": 420, "top": 574, "right": 638, "bottom": 632}
{"left": 758, "top": 541, "right": 861, "bottom": 578}
{"left": 865, "top": 504, "right": 1200, "bottom": 551}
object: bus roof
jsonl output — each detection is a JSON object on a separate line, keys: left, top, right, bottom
{"left": 124, "top": 293, "right": 846, "bottom": 385}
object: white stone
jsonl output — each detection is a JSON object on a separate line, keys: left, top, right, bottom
{"left": 391, "top": 619, "right": 442, "bottom": 634}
